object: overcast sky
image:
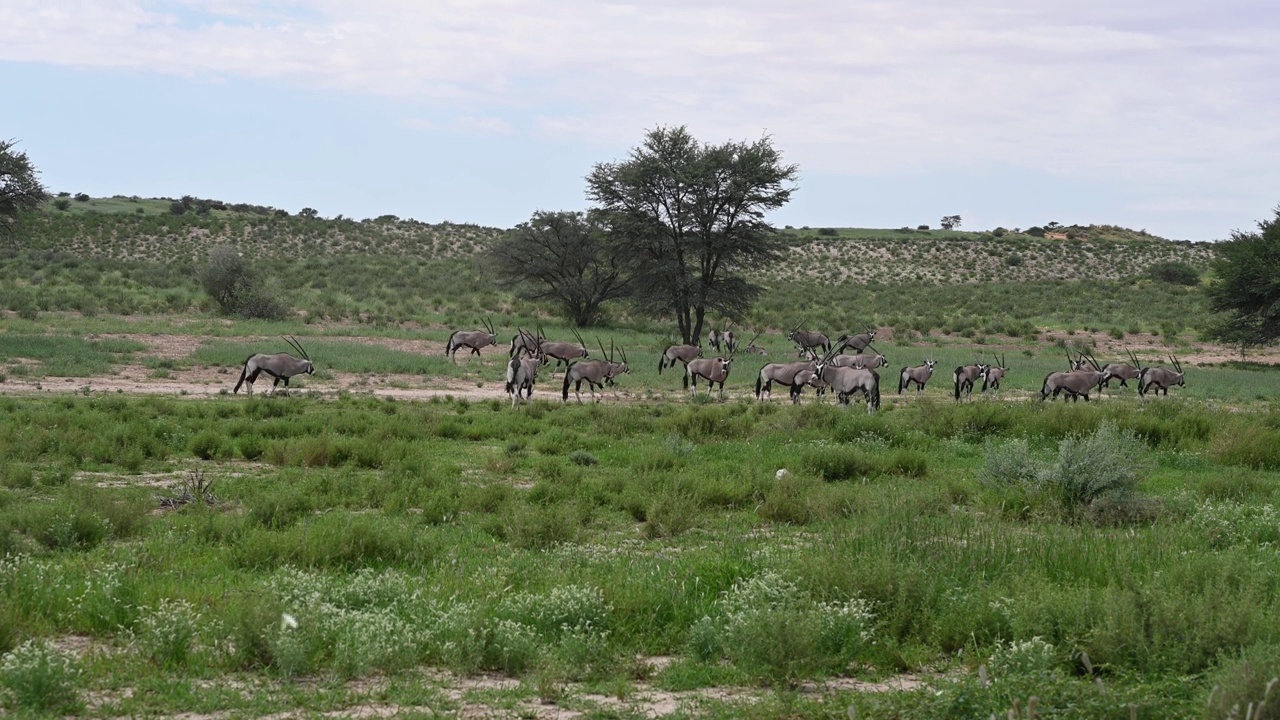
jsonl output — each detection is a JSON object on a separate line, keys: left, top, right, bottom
{"left": 3, "top": 0, "right": 1277, "bottom": 241}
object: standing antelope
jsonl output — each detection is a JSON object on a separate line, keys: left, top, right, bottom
{"left": 658, "top": 343, "right": 702, "bottom": 375}
{"left": 788, "top": 321, "right": 831, "bottom": 357}
{"left": 755, "top": 350, "right": 817, "bottom": 402}
{"left": 234, "top": 336, "right": 315, "bottom": 395}
{"left": 898, "top": 358, "right": 937, "bottom": 394}
{"left": 815, "top": 341, "right": 881, "bottom": 412}
{"left": 445, "top": 317, "right": 497, "bottom": 362}
{"left": 981, "top": 354, "right": 1008, "bottom": 392}
{"left": 1040, "top": 352, "right": 1108, "bottom": 401}
{"left": 541, "top": 327, "right": 591, "bottom": 374}
{"left": 561, "top": 340, "right": 628, "bottom": 402}
{"left": 687, "top": 331, "right": 758, "bottom": 399}
{"left": 953, "top": 362, "right": 988, "bottom": 400}
{"left": 505, "top": 329, "right": 541, "bottom": 408}
{"left": 1138, "top": 355, "right": 1185, "bottom": 397}
{"left": 831, "top": 348, "right": 888, "bottom": 370}
{"left": 1097, "top": 349, "right": 1143, "bottom": 390}
{"left": 839, "top": 327, "right": 877, "bottom": 353}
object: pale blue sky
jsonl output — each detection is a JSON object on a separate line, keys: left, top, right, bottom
{"left": 4, "top": 0, "right": 1277, "bottom": 241}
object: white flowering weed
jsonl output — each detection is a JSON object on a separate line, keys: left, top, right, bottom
{"left": 988, "top": 637, "right": 1058, "bottom": 680}
{"left": 0, "top": 639, "right": 83, "bottom": 713}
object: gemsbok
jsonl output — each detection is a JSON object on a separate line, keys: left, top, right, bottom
{"left": 1040, "top": 351, "right": 1108, "bottom": 402}
{"left": 788, "top": 322, "right": 831, "bottom": 357}
{"left": 981, "top": 354, "right": 1008, "bottom": 392}
{"left": 755, "top": 349, "right": 817, "bottom": 402}
{"left": 953, "top": 362, "right": 989, "bottom": 401}
{"left": 839, "top": 327, "right": 877, "bottom": 354}
{"left": 505, "top": 329, "right": 541, "bottom": 408}
{"left": 687, "top": 331, "right": 758, "bottom": 399}
{"left": 234, "top": 336, "right": 315, "bottom": 396}
{"left": 658, "top": 343, "right": 702, "bottom": 375}
{"left": 1097, "top": 349, "right": 1143, "bottom": 390}
{"left": 831, "top": 348, "right": 888, "bottom": 370}
{"left": 445, "top": 317, "right": 497, "bottom": 363}
{"left": 561, "top": 340, "right": 628, "bottom": 402}
{"left": 508, "top": 323, "right": 545, "bottom": 358}
{"left": 1138, "top": 355, "right": 1185, "bottom": 397}
{"left": 898, "top": 358, "right": 937, "bottom": 394}
{"left": 541, "top": 327, "right": 591, "bottom": 374}
{"left": 815, "top": 341, "right": 881, "bottom": 412}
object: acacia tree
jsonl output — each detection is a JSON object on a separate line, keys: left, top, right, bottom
{"left": 940, "top": 214, "right": 962, "bottom": 231}
{"left": 490, "top": 210, "right": 628, "bottom": 326}
{"left": 0, "top": 139, "right": 49, "bottom": 240}
{"left": 586, "top": 126, "right": 798, "bottom": 345}
{"left": 1207, "top": 205, "right": 1280, "bottom": 348}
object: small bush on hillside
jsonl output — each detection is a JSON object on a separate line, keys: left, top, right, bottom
{"left": 1147, "top": 261, "right": 1200, "bottom": 286}
{"left": 198, "top": 246, "right": 290, "bottom": 319}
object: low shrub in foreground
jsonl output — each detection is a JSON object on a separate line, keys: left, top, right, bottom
{"left": 0, "top": 639, "right": 83, "bottom": 714}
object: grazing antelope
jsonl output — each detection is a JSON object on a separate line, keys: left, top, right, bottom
{"left": 445, "top": 317, "right": 497, "bottom": 363}
{"left": 815, "top": 341, "right": 881, "bottom": 412}
{"left": 953, "top": 362, "right": 989, "bottom": 400}
{"left": 541, "top": 327, "right": 591, "bottom": 374}
{"left": 1138, "top": 355, "right": 1185, "bottom": 397}
{"left": 505, "top": 329, "right": 541, "bottom": 408}
{"left": 509, "top": 323, "right": 545, "bottom": 358}
{"left": 898, "top": 358, "right": 937, "bottom": 394}
{"left": 234, "top": 336, "right": 315, "bottom": 396}
{"left": 1040, "top": 351, "right": 1108, "bottom": 402}
{"left": 658, "top": 343, "right": 702, "bottom": 375}
{"left": 839, "top": 327, "right": 877, "bottom": 354}
{"left": 981, "top": 353, "right": 1008, "bottom": 392}
{"left": 1098, "top": 349, "right": 1142, "bottom": 390}
{"left": 561, "top": 340, "right": 628, "bottom": 402}
{"left": 788, "top": 321, "right": 831, "bottom": 357}
{"left": 743, "top": 342, "right": 768, "bottom": 356}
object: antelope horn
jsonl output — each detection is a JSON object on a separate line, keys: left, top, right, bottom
{"left": 619, "top": 345, "right": 627, "bottom": 365}
{"left": 285, "top": 335, "right": 309, "bottom": 361}
{"left": 597, "top": 336, "right": 608, "bottom": 361}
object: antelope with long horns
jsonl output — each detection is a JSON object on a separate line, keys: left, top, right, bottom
{"left": 658, "top": 342, "right": 702, "bottom": 375}
{"left": 898, "top": 358, "right": 937, "bottom": 394}
{"left": 234, "top": 336, "right": 315, "bottom": 396}
{"left": 838, "top": 326, "right": 877, "bottom": 354}
{"left": 755, "top": 348, "right": 817, "bottom": 402}
{"left": 953, "top": 361, "right": 989, "bottom": 401}
{"left": 814, "top": 339, "right": 881, "bottom": 412}
{"left": 1097, "top": 349, "right": 1143, "bottom": 390}
{"left": 981, "top": 353, "right": 1008, "bottom": 392}
{"left": 505, "top": 329, "right": 542, "bottom": 408}
{"left": 830, "top": 346, "right": 888, "bottom": 370}
{"left": 787, "top": 321, "right": 831, "bottom": 357}
{"left": 509, "top": 323, "right": 545, "bottom": 359}
{"left": 1040, "top": 350, "right": 1108, "bottom": 402}
{"left": 541, "top": 326, "right": 591, "bottom": 374}
{"left": 445, "top": 317, "right": 497, "bottom": 363}
{"left": 1138, "top": 355, "right": 1185, "bottom": 397}
{"left": 561, "top": 339, "right": 628, "bottom": 402}
{"left": 687, "top": 331, "right": 758, "bottom": 399}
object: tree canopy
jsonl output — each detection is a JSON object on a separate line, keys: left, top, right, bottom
{"left": 1207, "top": 205, "right": 1280, "bottom": 347}
{"left": 489, "top": 210, "right": 628, "bottom": 327}
{"left": 586, "top": 126, "right": 797, "bottom": 344}
{"left": 0, "top": 139, "right": 49, "bottom": 240}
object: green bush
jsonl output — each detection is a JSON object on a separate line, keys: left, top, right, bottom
{"left": 1148, "top": 261, "right": 1200, "bottom": 286}
{"left": 1041, "top": 421, "right": 1151, "bottom": 518}
{"left": 0, "top": 640, "right": 83, "bottom": 714}
{"left": 1205, "top": 642, "right": 1280, "bottom": 720}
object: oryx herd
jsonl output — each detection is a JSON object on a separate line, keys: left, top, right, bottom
{"left": 233, "top": 319, "right": 1189, "bottom": 411}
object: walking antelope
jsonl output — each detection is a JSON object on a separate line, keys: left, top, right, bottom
{"left": 445, "top": 317, "right": 497, "bottom": 362}
{"left": 1040, "top": 351, "right": 1108, "bottom": 402}
{"left": 755, "top": 349, "right": 817, "bottom": 402}
{"left": 561, "top": 340, "right": 628, "bottom": 402}
{"left": 505, "top": 329, "right": 541, "bottom": 408}
{"left": 541, "top": 327, "right": 591, "bottom": 374}
{"left": 234, "top": 336, "right": 314, "bottom": 396}
{"left": 1098, "top": 349, "right": 1143, "bottom": 390}
{"left": 838, "top": 327, "right": 877, "bottom": 353}
{"left": 687, "top": 331, "right": 758, "bottom": 399}
{"left": 658, "top": 343, "right": 702, "bottom": 375}
{"left": 788, "top": 321, "right": 831, "bottom": 357}
{"left": 509, "top": 323, "right": 545, "bottom": 358}
{"left": 814, "top": 340, "right": 881, "bottom": 412}
{"left": 1138, "top": 355, "right": 1185, "bottom": 397}
{"left": 898, "top": 358, "right": 937, "bottom": 394}
{"left": 981, "top": 353, "right": 1008, "bottom": 392}
{"left": 953, "top": 361, "right": 989, "bottom": 400}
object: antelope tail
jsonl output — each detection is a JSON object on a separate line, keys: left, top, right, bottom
{"left": 981, "top": 376, "right": 990, "bottom": 392}
{"left": 561, "top": 367, "right": 573, "bottom": 401}
{"left": 657, "top": 356, "right": 665, "bottom": 375}
{"left": 954, "top": 368, "right": 962, "bottom": 400}
{"left": 872, "top": 380, "right": 881, "bottom": 410}
{"left": 1040, "top": 373, "right": 1052, "bottom": 401}
{"left": 755, "top": 373, "right": 763, "bottom": 399}
{"left": 505, "top": 356, "right": 519, "bottom": 394}
{"left": 233, "top": 355, "right": 252, "bottom": 394}
{"left": 898, "top": 367, "right": 907, "bottom": 394}
{"left": 445, "top": 331, "right": 458, "bottom": 356}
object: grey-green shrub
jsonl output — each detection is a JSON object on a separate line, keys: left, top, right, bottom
{"left": 1042, "top": 421, "right": 1150, "bottom": 516}
{"left": 0, "top": 639, "right": 83, "bottom": 714}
